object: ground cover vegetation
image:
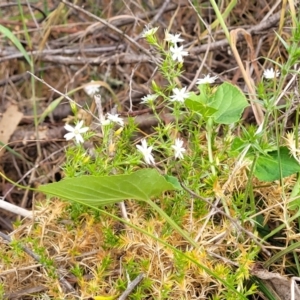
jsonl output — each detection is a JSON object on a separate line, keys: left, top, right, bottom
{"left": 0, "top": 0, "right": 300, "bottom": 299}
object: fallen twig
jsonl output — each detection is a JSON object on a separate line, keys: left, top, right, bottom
{"left": 0, "top": 197, "right": 33, "bottom": 219}
{"left": 118, "top": 273, "right": 145, "bottom": 300}
{"left": 179, "top": 180, "right": 271, "bottom": 256}
{"left": 0, "top": 231, "right": 77, "bottom": 295}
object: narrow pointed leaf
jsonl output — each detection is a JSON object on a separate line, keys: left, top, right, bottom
{"left": 39, "top": 169, "right": 177, "bottom": 206}
{"left": 0, "top": 24, "right": 31, "bottom": 66}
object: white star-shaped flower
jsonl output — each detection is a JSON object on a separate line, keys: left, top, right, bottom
{"left": 106, "top": 113, "right": 124, "bottom": 127}
{"left": 64, "top": 120, "right": 89, "bottom": 144}
{"left": 171, "top": 138, "right": 186, "bottom": 159}
{"left": 170, "top": 87, "right": 190, "bottom": 103}
{"left": 170, "top": 45, "right": 188, "bottom": 62}
{"left": 263, "top": 68, "right": 280, "bottom": 79}
{"left": 84, "top": 81, "right": 101, "bottom": 96}
{"left": 142, "top": 25, "right": 159, "bottom": 38}
{"left": 196, "top": 74, "right": 218, "bottom": 85}
{"left": 164, "top": 32, "right": 184, "bottom": 44}
{"left": 141, "top": 94, "right": 158, "bottom": 104}
{"left": 136, "top": 139, "right": 155, "bottom": 165}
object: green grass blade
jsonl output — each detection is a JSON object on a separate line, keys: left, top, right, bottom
{"left": 0, "top": 24, "right": 32, "bottom": 66}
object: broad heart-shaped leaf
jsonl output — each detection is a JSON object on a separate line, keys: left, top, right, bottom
{"left": 38, "top": 169, "right": 178, "bottom": 206}
{"left": 209, "top": 82, "right": 249, "bottom": 124}
{"left": 164, "top": 175, "right": 182, "bottom": 190}
{"left": 254, "top": 147, "right": 300, "bottom": 182}
{"left": 185, "top": 92, "right": 217, "bottom": 118}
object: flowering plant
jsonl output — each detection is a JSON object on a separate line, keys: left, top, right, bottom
{"left": 38, "top": 21, "right": 300, "bottom": 300}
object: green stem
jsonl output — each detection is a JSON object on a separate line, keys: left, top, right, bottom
{"left": 206, "top": 118, "right": 216, "bottom": 175}
{"left": 242, "top": 154, "right": 258, "bottom": 218}
{"left": 209, "top": 0, "right": 235, "bottom": 45}
{"left": 146, "top": 199, "right": 199, "bottom": 249}
{"left": 206, "top": 118, "right": 231, "bottom": 215}
{"left": 262, "top": 209, "right": 300, "bottom": 241}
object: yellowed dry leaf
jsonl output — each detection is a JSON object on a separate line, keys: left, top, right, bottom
{"left": 0, "top": 104, "right": 23, "bottom": 155}
{"left": 252, "top": 267, "right": 300, "bottom": 300}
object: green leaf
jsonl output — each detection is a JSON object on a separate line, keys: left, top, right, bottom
{"left": 0, "top": 24, "right": 31, "bottom": 66}
{"left": 39, "top": 169, "right": 177, "bottom": 206}
{"left": 185, "top": 92, "right": 217, "bottom": 118}
{"left": 209, "top": 82, "right": 249, "bottom": 124}
{"left": 186, "top": 82, "right": 248, "bottom": 124}
{"left": 254, "top": 147, "right": 300, "bottom": 181}
{"left": 39, "top": 169, "right": 199, "bottom": 248}
{"left": 164, "top": 175, "right": 182, "bottom": 190}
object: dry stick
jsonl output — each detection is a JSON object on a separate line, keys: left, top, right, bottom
{"left": 186, "top": 31, "right": 227, "bottom": 240}
{"left": 20, "top": 160, "right": 38, "bottom": 209}
{"left": 187, "top": 0, "right": 211, "bottom": 37}
{"left": 1, "top": 264, "right": 42, "bottom": 275}
{"left": 0, "top": 2, "right": 180, "bottom": 62}
{"left": 179, "top": 181, "right": 270, "bottom": 255}
{"left": 148, "top": 0, "right": 170, "bottom": 26}
{"left": 274, "top": 65, "right": 300, "bottom": 107}
{"left": 94, "top": 94, "right": 105, "bottom": 134}
{"left": 128, "top": 63, "right": 140, "bottom": 112}
{"left": 4, "top": 286, "right": 49, "bottom": 299}
{"left": 0, "top": 231, "right": 77, "bottom": 295}
{"left": 0, "top": 45, "right": 127, "bottom": 62}
{"left": 0, "top": 2, "right": 47, "bottom": 20}
{"left": 187, "top": 37, "right": 212, "bottom": 92}
{"left": 61, "top": 0, "right": 158, "bottom": 63}
{"left": 0, "top": 197, "right": 33, "bottom": 218}
{"left": 118, "top": 273, "right": 145, "bottom": 300}
{"left": 230, "top": 28, "right": 264, "bottom": 125}
{"left": 40, "top": 53, "right": 150, "bottom": 65}
{"left": 0, "top": 66, "right": 53, "bottom": 86}
{"left": 0, "top": 7, "right": 282, "bottom": 65}
{"left": 193, "top": 197, "right": 221, "bottom": 247}
{"left": 4, "top": 147, "right": 65, "bottom": 199}
{"left": 192, "top": 8, "right": 282, "bottom": 54}
{"left": 272, "top": 65, "right": 300, "bottom": 130}
{"left": 27, "top": 71, "right": 82, "bottom": 109}
{"left": 94, "top": 95, "right": 130, "bottom": 222}
{"left": 24, "top": 0, "right": 41, "bottom": 29}
{"left": 109, "top": 105, "right": 130, "bottom": 223}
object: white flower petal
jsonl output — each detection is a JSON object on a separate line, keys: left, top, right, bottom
{"left": 136, "top": 139, "right": 155, "bottom": 165}
{"left": 164, "top": 32, "right": 184, "bottom": 44}
{"left": 102, "top": 119, "right": 111, "bottom": 126}
{"left": 196, "top": 74, "right": 218, "bottom": 85}
{"left": 64, "top": 124, "right": 75, "bottom": 131}
{"left": 141, "top": 139, "right": 148, "bottom": 149}
{"left": 141, "top": 94, "right": 158, "bottom": 104}
{"left": 171, "top": 138, "right": 186, "bottom": 159}
{"left": 64, "top": 132, "right": 75, "bottom": 141}
{"left": 107, "top": 113, "right": 124, "bottom": 126}
{"left": 74, "top": 120, "right": 84, "bottom": 130}
{"left": 75, "top": 134, "right": 84, "bottom": 144}
{"left": 142, "top": 25, "right": 159, "bottom": 38}
{"left": 64, "top": 120, "right": 89, "bottom": 144}
{"left": 79, "top": 127, "right": 89, "bottom": 134}
{"left": 263, "top": 68, "right": 280, "bottom": 79}
{"left": 84, "top": 81, "right": 101, "bottom": 96}
{"left": 170, "top": 87, "right": 190, "bottom": 103}
{"left": 146, "top": 153, "right": 155, "bottom": 165}
{"left": 170, "top": 45, "right": 188, "bottom": 62}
